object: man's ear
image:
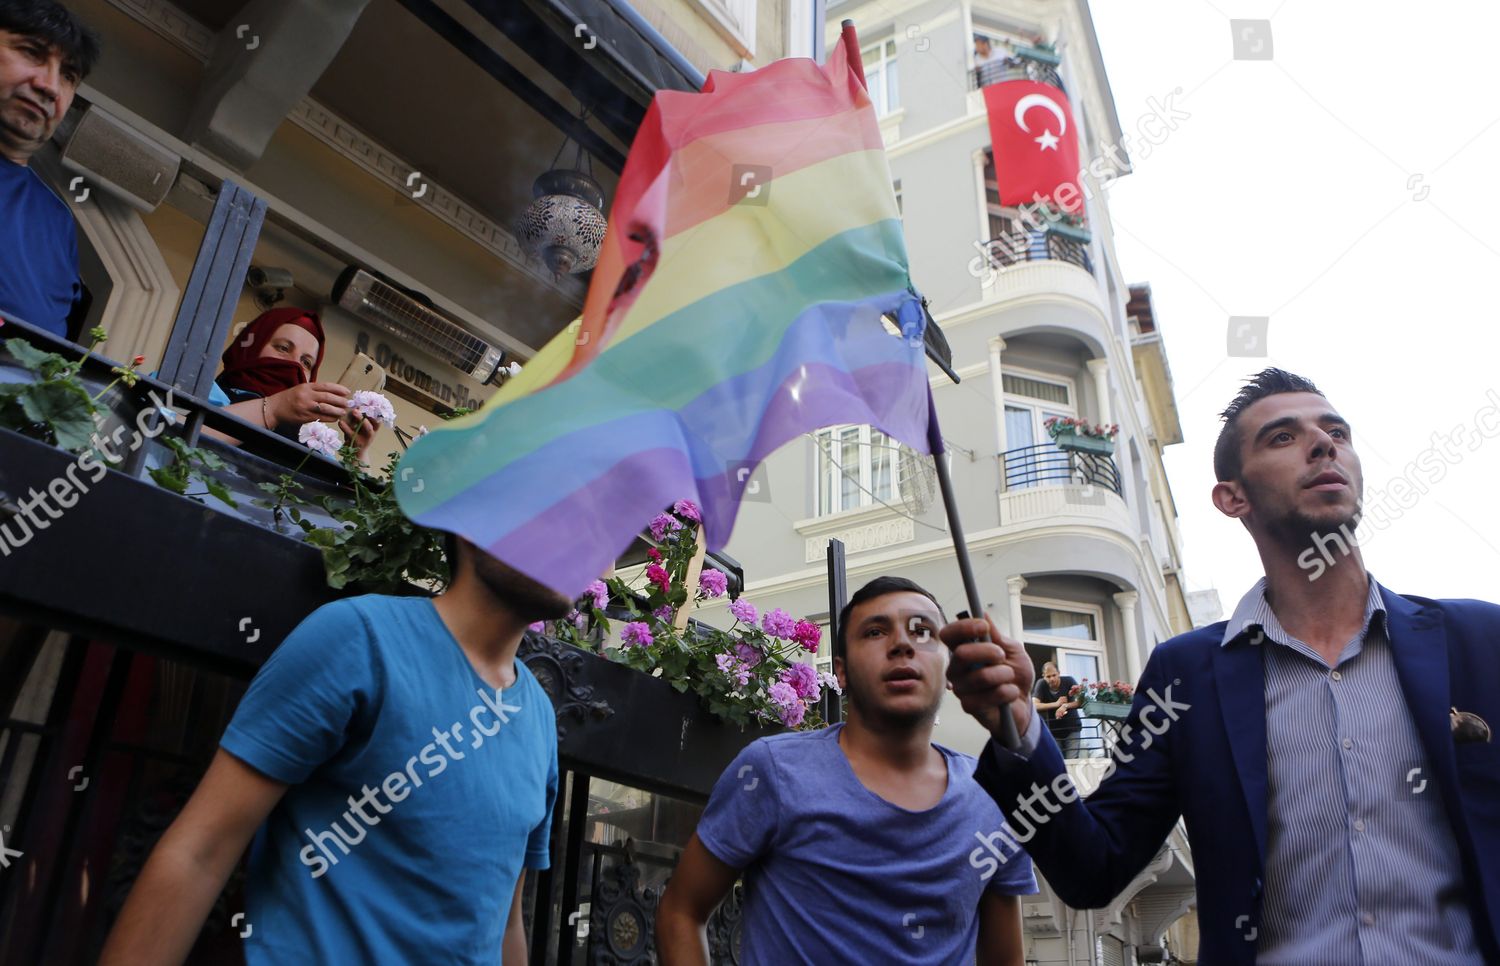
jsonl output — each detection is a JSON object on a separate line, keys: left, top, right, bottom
{"left": 1212, "top": 479, "right": 1251, "bottom": 521}
{"left": 833, "top": 655, "right": 846, "bottom": 693}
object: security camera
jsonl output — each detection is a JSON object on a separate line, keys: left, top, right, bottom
{"left": 247, "top": 265, "right": 294, "bottom": 308}
{"left": 248, "top": 265, "right": 294, "bottom": 289}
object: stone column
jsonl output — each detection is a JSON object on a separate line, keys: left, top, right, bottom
{"left": 988, "top": 336, "right": 1008, "bottom": 457}
{"left": 1113, "top": 590, "right": 1141, "bottom": 684}
{"left": 1006, "top": 575, "right": 1028, "bottom": 641}
{"left": 1087, "top": 356, "right": 1112, "bottom": 427}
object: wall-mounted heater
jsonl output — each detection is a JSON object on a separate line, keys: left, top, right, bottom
{"left": 332, "top": 267, "right": 505, "bottom": 384}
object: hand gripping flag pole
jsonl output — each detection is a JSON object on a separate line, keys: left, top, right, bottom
{"left": 844, "top": 19, "right": 1021, "bottom": 752}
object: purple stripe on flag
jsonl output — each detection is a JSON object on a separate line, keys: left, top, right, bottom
{"left": 414, "top": 359, "right": 926, "bottom": 572}
{"left": 483, "top": 447, "right": 693, "bottom": 597}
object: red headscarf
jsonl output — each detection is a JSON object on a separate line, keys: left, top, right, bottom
{"left": 217, "top": 308, "right": 326, "bottom": 398}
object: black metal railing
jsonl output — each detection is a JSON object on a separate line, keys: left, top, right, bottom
{"left": 970, "top": 55, "right": 1065, "bottom": 94}
{"left": 981, "top": 224, "right": 1094, "bottom": 275}
{"left": 1003, "top": 442, "right": 1121, "bottom": 495}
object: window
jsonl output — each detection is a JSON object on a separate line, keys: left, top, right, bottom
{"left": 892, "top": 178, "right": 902, "bottom": 216}
{"left": 862, "top": 39, "right": 899, "bottom": 115}
{"left": 1002, "top": 371, "right": 1074, "bottom": 487}
{"left": 815, "top": 424, "right": 902, "bottom": 516}
{"left": 1019, "top": 599, "right": 1108, "bottom": 758}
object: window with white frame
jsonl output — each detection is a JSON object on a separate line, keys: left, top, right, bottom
{"left": 1020, "top": 599, "right": 1108, "bottom": 756}
{"left": 815, "top": 424, "right": 902, "bottom": 516}
{"left": 862, "top": 39, "right": 899, "bottom": 115}
{"left": 1002, "top": 370, "right": 1075, "bottom": 486}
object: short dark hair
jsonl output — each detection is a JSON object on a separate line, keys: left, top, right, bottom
{"left": 834, "top": 576, "right": 944, "bottom": 661}
{"left": 0, "top": 0, "right": 101, "bottom": 79}
{"left": 1213, "top": 368, "right": 1324, "bottom": 482}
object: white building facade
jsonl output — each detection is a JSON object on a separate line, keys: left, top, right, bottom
{"left": 704, "top": 1, "right": 1204, "bottom": 961}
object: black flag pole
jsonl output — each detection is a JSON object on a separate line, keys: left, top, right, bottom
{"left": 844, "top": 18, "right": 1021, "bottom": 751}
{"left": 921, "top": 300, "right": 1021, "bottom": 752}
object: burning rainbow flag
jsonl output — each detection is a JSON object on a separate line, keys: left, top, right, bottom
{"left": 396, "top": 32, "right": 935, "bottom": 595}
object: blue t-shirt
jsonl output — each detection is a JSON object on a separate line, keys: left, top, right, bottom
{"left": 0, "top": 159, "right": 81, "bottom": 337}
{"left": 220, "top": 595, "right": 559, "bottom": 965}
{"left": 697, "top": 724, "right": 1037, "bottom": 965}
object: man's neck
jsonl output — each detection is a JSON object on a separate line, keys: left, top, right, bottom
{"left": 839, "top": 709, "right": 936, "bottom": 771}
{"left": 431, "top": 574, "right": 528, "bottom": 690}
{"left": 1258, "top": 537, "right": 1370, "bottom": 659}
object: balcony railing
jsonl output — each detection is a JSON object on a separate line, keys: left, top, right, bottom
{"left": 1003, "top": 442, "right": 1121, "bottom": 495}
{"left": 980, "top": 224, "right": 1094, "bottom": 275}
{"left": 970, "top": 55, "right": 1066, "bottom": 94}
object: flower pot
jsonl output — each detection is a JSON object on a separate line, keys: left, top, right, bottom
{"left": 1045, "top": 221, "right": 1092, "bottom": 243}
{"left": 519, "top": 633, "right": 782, "bottom": 801}
{"left": 1015, "top": 44, "right": 1062, "bottom": 65}
{"left": 0, "top": 425, "right": 342, "bottom": 673}
{"left": 1054, "top": 433, "right": 1115, "bottom": 455}
{"left": 1082, "top": 699, "right": 1131, "bottom": 719}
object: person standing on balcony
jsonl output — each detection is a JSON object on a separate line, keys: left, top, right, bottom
{"left": 0, "top": 0, "right": 98, "bottom": 340}
{"left": 202, "top": 306, "right": 376, "bottom": 454}
{"left": 656, "top": 576, "right": 1036, "bottom": 966}
{"left": 944, "top": 368, "right": 1500, "bottom": 963}
{"left": 1030, "top": 661, "right": 1081, "bottom": 758}
{"left": 972, "top": 34, "right": 1006, "bottom": 88}
{"left": 100, "top": 536, "right": 570, "bottom": 965}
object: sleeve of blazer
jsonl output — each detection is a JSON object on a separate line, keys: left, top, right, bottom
{"left": 972, "top": 646, "right": 1186, "bottom": 908}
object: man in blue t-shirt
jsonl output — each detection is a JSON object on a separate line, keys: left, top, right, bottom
{"left": 100, "top": 536, "right": 571, "bottom": 964}
{"left": 0, "top": 0, "right": 99, "bottom": 339}
{"left": 658, "top": 576, "right": 1037, "bottom": 965}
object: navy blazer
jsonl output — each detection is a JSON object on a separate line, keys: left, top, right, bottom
{"left": 973, "top": 588, "right": 1500, "bottom": 964}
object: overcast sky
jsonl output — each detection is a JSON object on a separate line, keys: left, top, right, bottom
{"left": 1088, "top": 0, "right": 1500, "bottom": 608}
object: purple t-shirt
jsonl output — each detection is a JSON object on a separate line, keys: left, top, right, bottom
{"left": 697, "top": 724, "right": 1037, "bottom": 965}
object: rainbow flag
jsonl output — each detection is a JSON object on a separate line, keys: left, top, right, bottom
{"left": 396, "top": 33, "right": 935, "bottom": 596}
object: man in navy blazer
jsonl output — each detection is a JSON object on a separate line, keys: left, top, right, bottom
{"left": 943, "top": 369, "right": 1499, "bottom": 963}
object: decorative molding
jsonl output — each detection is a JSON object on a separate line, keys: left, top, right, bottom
{"left": 803, "top": 516, "right": 914, "bottom": 563}
{"left": 32, "top": 149, "right": 181, "bottom": 361}
{"left": 518, "top": 633, "right": 614, "bottom": 739}
{"left": 587, "top": 845, "right": 659, "bottom": 964}
{"left": 101, "top": 0, "right": 584, "bottom": 307}
{"left": 283, "top": 100, "right": 582, "bottom": 302}
{"left": 109, "top": 0, "right": 212, "bottom": 58}
{"left": 792, "top": 501, "right": 904, "bottom": 536}
{"left": 689, "top": 0, "right": 757, "bottom": 59}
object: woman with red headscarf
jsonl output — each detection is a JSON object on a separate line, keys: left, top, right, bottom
{"left": 210, "top": 308, "right": 374, "bottom": 452}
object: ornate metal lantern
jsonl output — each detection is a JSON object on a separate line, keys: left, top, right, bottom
{"left": 515, "top": 125, "right": 607, "bottom": 276}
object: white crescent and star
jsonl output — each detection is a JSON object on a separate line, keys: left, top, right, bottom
{"left": 1013, "top": 92, "right": 1067, "bottom": 151}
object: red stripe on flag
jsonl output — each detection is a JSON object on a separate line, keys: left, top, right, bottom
{"left": 559, "top": 31, "right": 875, "bottom": 385}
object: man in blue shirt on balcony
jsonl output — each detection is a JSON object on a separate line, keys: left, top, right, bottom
{"left": 0, "top": 0, "right": 98, "bottom": 339}
{"left": 100, "top": 536, "right": 569, "bottom": 965}
{"left": 945, "top": 368, "right": 1500, "bottom": 963}
{"left": 657, "top": 576, "right": 1036, "bottom": 965}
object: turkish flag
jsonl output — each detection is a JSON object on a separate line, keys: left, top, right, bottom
{"left": 983, "top": 80, "right": 1083, "bottom": 212}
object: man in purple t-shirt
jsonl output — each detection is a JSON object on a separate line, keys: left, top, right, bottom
{"left": 657, "top": 577, "right": 1037, "bottom": 965}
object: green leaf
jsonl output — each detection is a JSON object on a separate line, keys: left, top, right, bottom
{"left": 19, "top": 381, "right": 97, "bottom": 450}
{"left": 204, "top": 477, "right": 238, "bottom": 508}
{"left": 148, "top": 465, "right": 189, "bottom": 494}
{"left": 6, "top": 338, "right": 69, "bottom": 377}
